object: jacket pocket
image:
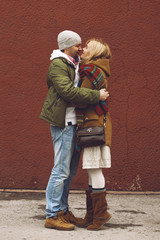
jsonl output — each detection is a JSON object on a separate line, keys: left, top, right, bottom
{"left": 83, "top": 117, "right": 99, "bottom": 128}
{"left": 84, "top": 116, "right": 98, "bottom": 121}
{"left": 47, "top": 96, "right": 60, "bottom": 110}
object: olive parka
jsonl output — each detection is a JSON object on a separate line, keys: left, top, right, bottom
{"left": 40, "top": 57, "right": 100, "bottom": 128}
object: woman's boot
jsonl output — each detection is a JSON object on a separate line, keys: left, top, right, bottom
{"left": 87, "top": 191, "right": 111, "bottom": 230}
{"left": 76, "top": 189, "right": 93, "bottom": 227}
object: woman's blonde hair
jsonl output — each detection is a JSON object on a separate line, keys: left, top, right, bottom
{"left": 82, "top": 38, "right": 112, "bottom": 64}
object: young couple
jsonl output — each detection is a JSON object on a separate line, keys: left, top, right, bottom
{"left": 40, "top": 30, "right": 112, "bottom": 231}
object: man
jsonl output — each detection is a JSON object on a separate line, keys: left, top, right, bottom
{"left": 40, "top": 30, "right": 109, "bottom": 231}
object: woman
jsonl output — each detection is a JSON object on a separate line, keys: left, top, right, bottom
{"left": 76, "top": 38, "right": 112, "bottom": 230}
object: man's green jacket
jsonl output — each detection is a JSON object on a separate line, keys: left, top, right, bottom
{"left": 40, "top": 57, "right": 100, "bottom": 128}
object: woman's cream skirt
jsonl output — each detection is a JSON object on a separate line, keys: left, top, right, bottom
{"left": 82, "top": 145, "right": 111, "bottom": 169}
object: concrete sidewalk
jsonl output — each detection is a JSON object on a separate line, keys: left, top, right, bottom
{"left": 0, "top": 191, "right": 160, "bottom": 240}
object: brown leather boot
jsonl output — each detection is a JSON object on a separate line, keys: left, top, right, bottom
{"left": 45, "top": 210, "right": 75, "bottom": 230}
{"left": 76, "top": 189, "right": 93, "bottom": 227}
{"left": 87, "top": 191, "right": 111, "bottom": 231}
{"left": 63, "top": 210, "right": 78, "bottom": 225}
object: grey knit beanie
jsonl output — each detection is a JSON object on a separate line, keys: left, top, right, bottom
{"left": 57, "top": 30, "right": 81, "bottom": 50}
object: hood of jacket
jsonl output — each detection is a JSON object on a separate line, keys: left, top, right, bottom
{"left": 50, "top": 49, "right": 79, "bottom": 68}
{"left": 88, "top": 58, "right": 111, "bottom": 77}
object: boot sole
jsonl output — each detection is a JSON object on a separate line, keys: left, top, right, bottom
{"left": 87, "top": 214, "right": 112, "bottom": 231}
{"left": 45, "top": 223, "right": 75, "bottom": 231}
{"left": 76, "top": 221, "right": 92, "bottom": 228}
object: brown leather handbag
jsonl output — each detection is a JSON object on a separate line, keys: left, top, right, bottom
{"left": 76, "top": 116, "right": 106, "bottom": 148}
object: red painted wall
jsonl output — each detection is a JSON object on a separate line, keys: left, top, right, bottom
{"left": 1, "top": 0, "right": 160, "bottom": 191}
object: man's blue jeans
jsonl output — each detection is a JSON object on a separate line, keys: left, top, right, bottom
{"left": 46, "top": 125, "right": 80, "bottom": 218}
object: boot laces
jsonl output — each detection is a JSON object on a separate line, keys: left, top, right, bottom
{"left": 58, "top": 212, "right": 68, "bottom": 223}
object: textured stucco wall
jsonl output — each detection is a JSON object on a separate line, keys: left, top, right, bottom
{"left": 1, "top": 0, "right": 160, "bottom": 191}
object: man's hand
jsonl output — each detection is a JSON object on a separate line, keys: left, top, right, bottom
{"left": 99, "top": 89, "right": 109, "bottom": 101}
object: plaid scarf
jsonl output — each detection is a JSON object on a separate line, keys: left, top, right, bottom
{"left": 76, "top": 63, "right": 109, "bottom": 127}
{"left": 67, "top": 55, "right": 79, "bottom": 66}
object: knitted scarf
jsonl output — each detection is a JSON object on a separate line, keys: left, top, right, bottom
{"left": 76, "top": 63, "right": 108, "bottom": 127}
